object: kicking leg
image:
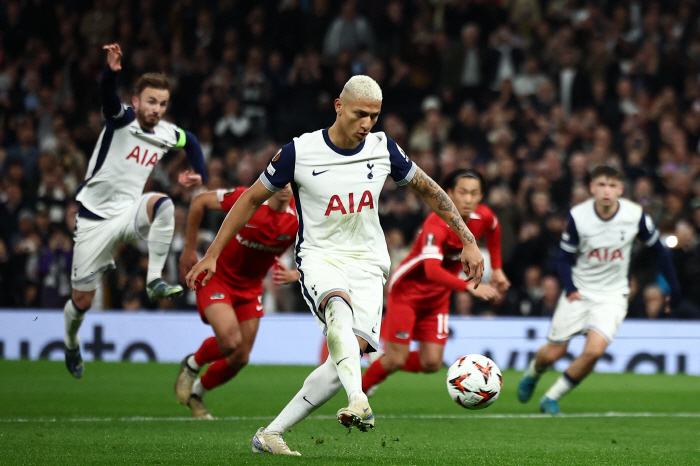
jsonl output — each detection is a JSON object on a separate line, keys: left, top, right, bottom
{"left": 541, "top": 330, "right": 608, "bottom": 413}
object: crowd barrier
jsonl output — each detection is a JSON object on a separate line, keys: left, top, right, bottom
{"left": 1, "top": 311, "right": 698, "bottom": 375}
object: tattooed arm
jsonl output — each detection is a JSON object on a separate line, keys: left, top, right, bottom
{"left": 407, "top": 167, "right": 484, "bottom": 286}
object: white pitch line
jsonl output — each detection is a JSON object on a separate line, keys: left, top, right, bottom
{"left": 2, "top": 412, "right": 700, "bottom": 423}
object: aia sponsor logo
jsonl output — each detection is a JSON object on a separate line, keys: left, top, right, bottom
{"left": 325, "top": 191, "right": 374, "bottom": 216}
{"left": 587, "top": 248, "right": 623, "bottom": 262}
{"left": 126, "top": 146, "right": 159, "bottom": 167}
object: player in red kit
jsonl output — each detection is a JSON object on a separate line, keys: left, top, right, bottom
{"left": 362, "top": 169, "right": 510, "bottom": 395}
{"left": 174, "top": 184, "right": 298, "bottom": 419}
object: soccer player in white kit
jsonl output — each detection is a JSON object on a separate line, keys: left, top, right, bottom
{"left": 64, "top": 44, "right": 207, "bottom": 379}
{"left": 517, "top": 166, "right": 681, "bottom": 413}
{"left": 186, "top": 75, "right": 484, "bottom": 455}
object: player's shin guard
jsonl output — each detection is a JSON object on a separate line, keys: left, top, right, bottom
{"left": 267, "top": 356, "right": 342, "bottom": 433}
{"left": 325, "top": 296, "right": 364, "bottom": 401}
{"left": 200, "top": 359, "right": 240, "bottom": 391}
{"left": 146, "top": 197, "right": 174, "bottom": 284}
{"left": 64, "top": 299, "right": 88, "bottom": 350}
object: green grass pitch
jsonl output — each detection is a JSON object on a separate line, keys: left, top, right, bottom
{"left": 1, "top": 360, "right": 699, "bottom": 465}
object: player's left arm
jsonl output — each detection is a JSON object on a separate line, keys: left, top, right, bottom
{"left": 638, "top": 212, "right": 681, "bottom": 309}
{"left": 483, "top": 209, "right": 510, "bottom": 293}
{"left": 407, "top": 167, "right": 483, "bottom": 286}
{"left": 173, "top": 129, "right": 207, "bottom": 186}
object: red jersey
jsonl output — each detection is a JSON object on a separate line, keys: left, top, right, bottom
{"left": 387, "top": 204, "right": 502, "bottom": 307}
{"left": 215, "top": 187, "right": 298, "bottom": 290}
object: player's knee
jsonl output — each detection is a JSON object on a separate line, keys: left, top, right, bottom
{"left": 151, "top": 196, "right": 174, "bottom": 220}
{"left": 421, "top": 359, "right": 442, "bottom": 373}
{"left": 581, "top": 346, "right": 605, "bottom": 362}
{"left": 228, "top": 348, "right": 251, "bottom": 368}
{"left": 217, "top": 333, "right": 242, "bottom": 357}
{"left": 382, "top": 352, "right": 408, "bottom": 372}
{"left": 71, "top": 290, "right": 94, "bottom": 310}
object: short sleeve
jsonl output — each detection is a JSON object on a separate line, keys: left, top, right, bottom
{"left": 637, "top": 212, "right": 659, "bottom": 246}
{"left": 217, "top": 187, "right": 246, "bottom": 212}
{"left": 560, "top": 213, "right": 579, "bottom": 253}
{"left": 259, "top": 141, "right": 295, "bottom": 192}
{"left": 387, "top": 136, "right": 416, "bottom": 186}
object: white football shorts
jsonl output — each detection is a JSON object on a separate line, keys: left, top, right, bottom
{"left": 71, "top": 194, "right": 154, "bottom": 291}
{"left": 547, "top": 289, "right": 628, "bottom": 344}
{"left": 297, "top": 254, "right": 386, "bottom": 353}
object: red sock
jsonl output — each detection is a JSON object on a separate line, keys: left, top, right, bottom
{"left": 401, "top": 351, "right": 423, "bottom": 373}
{"left": 362, "top": 358, "right": 389, "bottom": 392}
{"left": 194, "top": 337, "right": 224, "bottom": 366}
{"left": 200, "top": 359, "right": 240, "bottom": 390}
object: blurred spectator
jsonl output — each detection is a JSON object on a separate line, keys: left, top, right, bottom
{"left": 323, "top": 1, "right": 375, "bottom": 58}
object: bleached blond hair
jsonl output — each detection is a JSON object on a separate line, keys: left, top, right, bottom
{"left": 340, "top": 75, "right": 383, "bottom": 102}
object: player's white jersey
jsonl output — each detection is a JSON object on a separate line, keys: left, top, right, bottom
{"left": 259, "top": 128, "right": 416, "bottom": 277}
{"left": 76, "top": 104, "right": 186, "bottom": 219}
{"left": 560, "top": 198, "right": 658, "bottom": 294}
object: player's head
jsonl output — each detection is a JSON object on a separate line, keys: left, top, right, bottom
{"left": 132, "top": 73, "right": 170, "bottom": 130}
{"left": 441, "top": 169, "right": 485, "bottom": 219}
{"left": 334, "top": 75, "right": 382, "bottom": 146}
{"left": 589, "top": 165, "right": 624, "bottom": 208}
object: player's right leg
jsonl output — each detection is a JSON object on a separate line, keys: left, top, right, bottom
{"left": 65, "top": 212, "right": 118, "bottom": 378}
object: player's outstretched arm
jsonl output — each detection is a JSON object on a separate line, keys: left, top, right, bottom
{"left": 99, "top": 44, "right": 124, "bottom": 120}
{"left": 407, "top": 167, "right": 483, "bottom": 286}
{"left": 185, "top": 180, "right": 274, "bottom": 289}
{"left": 179, "top": 191, "right": 222, "bottom": 282}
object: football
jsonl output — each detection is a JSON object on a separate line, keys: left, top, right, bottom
{"left": 446, "top": 354, "right": 502, "bottom": 410}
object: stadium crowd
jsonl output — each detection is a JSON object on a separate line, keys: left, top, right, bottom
{"left": 1, "top": 0, "right": 700, "bottom": 319}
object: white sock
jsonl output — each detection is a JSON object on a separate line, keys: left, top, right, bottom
{"left": 525, "top": 358, "right": 547, "bottom": 379}
{"left": 187, "top": 354, "right": 200, "bottom": 371}
{"left": 63, "top": 299, "right": 87, "bottom": 350}
{"left": 192, "top": 378, "right": 208, "bottom": 398}
{"left": 267, "top": 356, "right": 342, "bottom": 433}
{"left": 325, "top": 296, "right": 364, "bottom": 402}
{"left": 146, "top": 198, "right": 174, "bottom": 284}
{"left": 544, "top": 373, "right": 578, "bottom": 401}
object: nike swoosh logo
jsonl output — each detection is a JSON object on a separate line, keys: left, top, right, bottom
{"left": 243, "top": 224, "right": 258, "bottom": 228}
{"left": 312, "top": 169, "right": 330, "bottom": 176}
{"left": 437, "top": 334, "right": 448, "bottom": 339}
{"left": 336, "top": 357, "right": 349, "bottom": 366}
{"left": 303, "top": 396, "right": 316, "bottom": 407}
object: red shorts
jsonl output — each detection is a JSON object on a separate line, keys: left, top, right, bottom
{"left": 382, "top": 291, "right": 450, "bottom": 345}
{"left": 195, "top": 273, "right": 264, "bottom": 325}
